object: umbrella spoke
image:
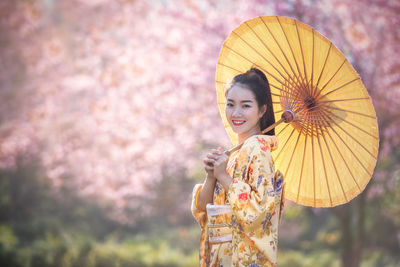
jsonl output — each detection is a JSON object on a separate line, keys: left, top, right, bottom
{"left": 244, "top": 20, "right": 293, "bottom": 80}
{"left": 261, "top": 17, "right": 301, "bottom": 81}
{"left": 222, "top": 44, "right": 284, "bottom": 85}
{"left": 271, "top": 92, "right": 280, "bottom": 97}
{"left": 275, "top": 127, "right": 296, "bottom": 162}
{"left": 217, "top": 62, "right": 244, "bottom": 74}
{"left": 229, "top": 30, "right": 307, "bottom": 100}
{"left": 316, "top": 127, "right": 333, "bottom": 206}
{"left": 295, "top": 20, "right": 309, "bottom": 88}
{"left": 324, "top": 123, "right": 361, "bottom": 192}
{"left": 230, "top": 31, "right": 291, "bottom": 84}
{"left": 326, "top": 120, "right": 373, "bottom": 177}
{"left": 319, "top": 125, "right": 348, "bottom": 203}
{"left": 324, "top": 77, "right": 360, "bottom": 97}
{"left": 317, "top": 106, "right": 373, "bottom": 177}
{"left": 320, "top": 97, "right": 370, "bottom": 103}
{"left": 316, "top": 109, "right": 362, "bottom": 188}
{"left": 324, "top": 108, "right": 379, "bottom": 140}
{"left": 277, "top": 17, "right": 303, "bottom": 80}
{"left": 314, "top": 43, "right": 333, "bottom": 98}
{"left": 320, "top": 107, "right": 378, "bottom": 160}
{"left": 311, "top": 127, "right": 316, "bottom": 206}
{"left": 270, "top": 82, "right": 297, "bottom": 98}
{"left": 311, "top": 29, "right": 315, "bottom": 94}
{"left": 316, "top": 59, "right": 347, "bottom": 99}
{"left": 326, "top": 106, "right": 376, "bottom": 119}
{"left": 283, "top": 130, "right": 303, "bottom": 188}
{"left": 276, "top": 122, "right": 290, "bottom": 136}
{"left": 296, "top": 123, "right": 309, "bottom": 203}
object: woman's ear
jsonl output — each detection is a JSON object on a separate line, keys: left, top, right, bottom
{"left": 259, "top": 104, "right": 267, "bottom": 119}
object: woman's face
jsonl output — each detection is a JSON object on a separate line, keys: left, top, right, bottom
{"left": 225, "top": 84, "right": 266, "bottom": 139}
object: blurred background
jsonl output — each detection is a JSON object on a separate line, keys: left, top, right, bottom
{"left": 0, "top": 0, "right": 399, "bottom": 266}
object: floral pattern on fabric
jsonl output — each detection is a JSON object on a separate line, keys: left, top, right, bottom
{"left": 191, "top": 135, "right": 285, "bottom": 267}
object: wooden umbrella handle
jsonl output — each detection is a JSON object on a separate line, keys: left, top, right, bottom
{"left": 225, "top": 110, "right": 295, "bottom": 156}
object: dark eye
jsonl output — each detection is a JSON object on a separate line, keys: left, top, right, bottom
{"left": 226, "top": 103, "right": 233, "bottom": 107}
{"left": 243, "top": 104, "right": 251, "bottom": 108}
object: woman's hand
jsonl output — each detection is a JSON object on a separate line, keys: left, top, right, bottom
{"left": 203, "top": 148, "right": 223, "bottom": 180}
{"left": 197, "top": 148, "right": 223, "bottom": 211}
{"left": 213, "top": 149, "right": 232, "bottom": 191}
{"left": 213, "top": 148, "right": 229, "bottom": 180}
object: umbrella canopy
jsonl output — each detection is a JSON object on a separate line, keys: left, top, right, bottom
{"left": 216, "top": 16, "right": 379, "bottom": 207}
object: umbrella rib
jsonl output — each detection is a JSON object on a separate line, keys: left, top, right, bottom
{"left": 218, "top": 78, "right": 290, "bottom": 100}
{"left": 316, "top": 109, "right": 362, "bottom": 191}
{"left": 316, "top": 127, "right": 333, "bottom": 206}
{"left": 295, "top": 20, "right": 308, "bottom": 86}
{"left": 320, "top": 97, "right": 370, "bottom": 103}
{"left": 324, "top": 108, "right": 379, "bottom": 140}
{"left": 311, "top": 127, "right": 316, "bottom": 206}
{"left": 314, "top": 42, "right": 333, "bottom": 95}
{"left": 296, "top": 127, "right": 308, "bottom": 203}
{"left": 275, "top": 127, "right": 296, "bottom": 162}
{"left": 228, "top": 31, "right": 305, "bottom": 102}
{"left": 326, "top": 106, "right": 376, "bottom": 119}
{"left": 230, "top": 31, "right": 289, "bottom": 83}
{"left": 217, "top": 62, "right": 244, "bottom": 74}
{"left": 320, "top": 108, "right": 378, "bottom": 159}
{"left": 277, "top": 17, "right": 302, "bottom": 79}
{"left": 315, "top": 59, "right": 347, "bottom": 99}
{"left": 244, "top": 20, "right": 293, "bottom": 80}
{"left": 282, "top": 130, "right": 303, "bottom": 188}
{"left": 319, "top": 124, "right": 348, "bottom": 203}
{"left": 324, "top": 77, "right": 360, "bottom": 97}
{"left": 271, "top": 92, "right": 280, "bottom": 97}
{"left": 270, "top": 82, "right": 289, "bottom": 94}
{"left": 325, "top": 119, "right": 373, "bottom": 177}
{"left": 276, "top": 17, "right": 312, "bottom": 98}
{"left": 218, "top": 61, "right": 284, "bottom": 91}
{"left": 317, "top": 107, "right": 373, "bottom": 177}
{"left": 221, "top": 44, "right": 284, "bottom": 85}
{"left": 323, "top": 122, "right": 361, "bottom": 192}
{"left": 261, "top": 17, "right": 301, "bottom": 81}
{"left": 311, "top": 29, "right": 315, "bottom": 92}
{"left": 276, "top": 122, "right": 290, "bottom": 136}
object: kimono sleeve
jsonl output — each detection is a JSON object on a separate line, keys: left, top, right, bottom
{"left": 227, "top": 144, "right": 276, "bottom": 232}
{"left": 190, "top": 183, "right": 207, "bottom": 229}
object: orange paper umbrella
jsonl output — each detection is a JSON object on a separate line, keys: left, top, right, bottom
{"left": 216, "top": 16, "right": 379, "bottom": 207}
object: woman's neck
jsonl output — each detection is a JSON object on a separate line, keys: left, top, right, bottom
{"left": 238, "top": 128, "right": 262, "bottom": 144}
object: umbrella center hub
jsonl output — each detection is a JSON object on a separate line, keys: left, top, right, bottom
{"left": 304, "top": 96, "right": 316, "bottom": 110}
{"left": 280, "top": 76, "right": 335, "bottom": 136}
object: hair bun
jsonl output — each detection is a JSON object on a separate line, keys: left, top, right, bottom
{"left": 247, "top": 68, "right": 268, "bottom": 84}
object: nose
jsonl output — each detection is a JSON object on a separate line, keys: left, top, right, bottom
{"left": 232, "top": 106, "right": 242, "bottom": 117}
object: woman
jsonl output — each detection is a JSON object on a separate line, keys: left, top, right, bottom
{"left": 191, "top": 68, "right": 284, "bottom": 267}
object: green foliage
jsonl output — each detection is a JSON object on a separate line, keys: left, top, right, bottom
{"left": 278, "top": 250, "right": 340, "bottom": 267}
{"left": 0, "top": 155, "right": 201, "bottom": 267}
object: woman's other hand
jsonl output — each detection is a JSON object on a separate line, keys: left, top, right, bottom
{"left": 203, "top": 148, "right": 222, "bottom": 180}
{"left": 213, "top": 147, "right": 229, "bottom": 180}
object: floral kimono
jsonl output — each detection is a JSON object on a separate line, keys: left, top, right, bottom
{"left": 191, "top": 135, "right": 284, "bottom": 267}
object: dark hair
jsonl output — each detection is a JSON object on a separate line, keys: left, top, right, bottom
{"left": 225, "top": 68, "right": 275, "bottom": 136}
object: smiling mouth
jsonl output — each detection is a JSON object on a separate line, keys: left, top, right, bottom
{"left": 232, "top": 120, "right": 245, "bottom": 126}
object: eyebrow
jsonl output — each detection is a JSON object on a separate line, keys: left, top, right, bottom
{"left": 227, "top": 98, "right": 254, "bottom": 103}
